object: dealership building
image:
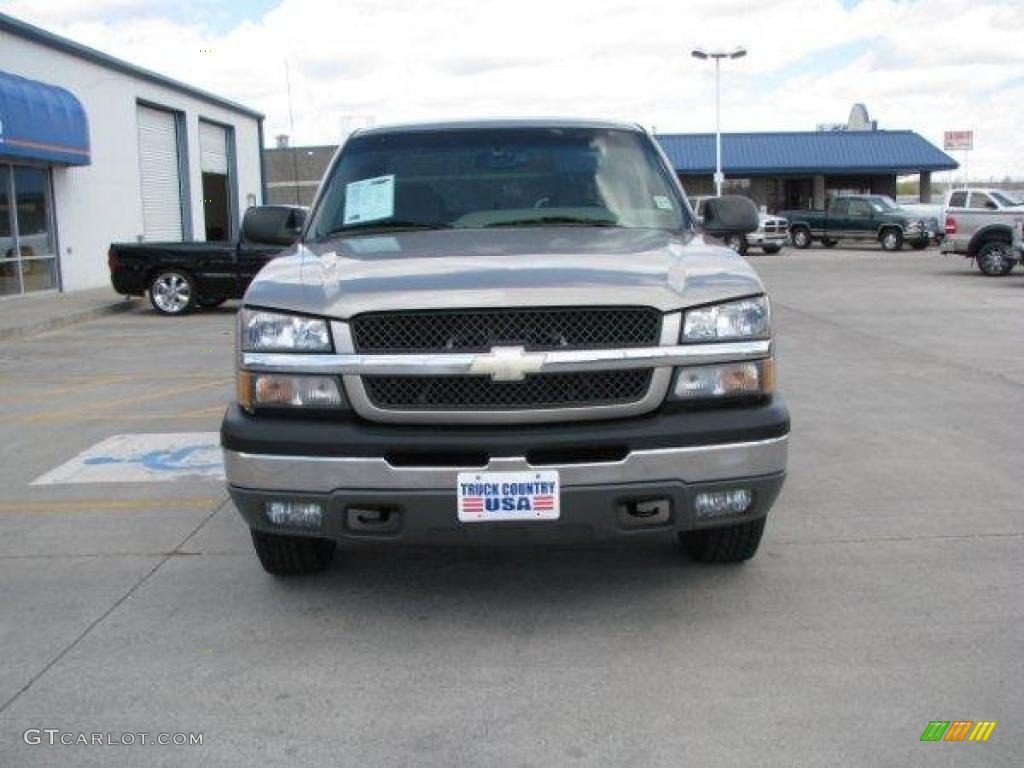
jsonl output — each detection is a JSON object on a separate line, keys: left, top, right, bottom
{"left": 0, "top": 12, "right": 265, "bottom": 297}
{"left": 657, "top": 105, "right": 958, "bottom": 211}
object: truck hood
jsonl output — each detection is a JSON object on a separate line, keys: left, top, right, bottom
{"left": 243, "top": 227, "right": 764, "bottom": 318}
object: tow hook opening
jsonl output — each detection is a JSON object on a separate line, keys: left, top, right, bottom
{"left": 617, "top": 498, "right": 671, "bottom": 528}
{"left": 346, "top": 505, "right": 401, "bottom": 534}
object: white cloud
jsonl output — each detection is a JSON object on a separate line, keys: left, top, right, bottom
{"left": 2, "top": 0, "right": 1021, "bottom": 177}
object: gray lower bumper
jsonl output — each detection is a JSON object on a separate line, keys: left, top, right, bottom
{"left": 225, "top": 436, "right": 788, "bottom": 545}
{"left": 224, "top": 436, "right": 787, "bottom": 491}
{"left": 746, "top": 233, "right": 788, "bottom": 247}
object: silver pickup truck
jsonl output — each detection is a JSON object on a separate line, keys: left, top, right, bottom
{"left": 691, "top": 196, "right": 788, "bottom": 255}
{"left": 940, "top": 188, "right": 1024, "bottom": 276}
{"left": 221, "top": 119, "right": 789, "bottom": 576}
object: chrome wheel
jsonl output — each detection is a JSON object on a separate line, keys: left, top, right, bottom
{"left": 977, "top": 243, "right": 1013, "bottom": 276}
{"left": 792, "top": 228, "right": 810, "bottom": 248}
{"left": 150, "top": 272, "right": 193, "bottom": 314}
{"left": 880, "top": 230, "right": 902, "bottom": 251}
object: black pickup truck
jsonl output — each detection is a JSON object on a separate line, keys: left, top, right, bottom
{"left": 109, "top": 206, "right": 305, "bottom": 315}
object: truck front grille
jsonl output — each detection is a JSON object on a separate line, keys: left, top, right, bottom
{"left": 351, "top": 307, "right": 661, "bottom": 353}
{"left": 363, "top": 370, "right": 653, "bottom": 410}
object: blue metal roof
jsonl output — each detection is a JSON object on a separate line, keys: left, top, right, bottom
{"left": 655, "top": 130, "right": 957, "bottom": 176}
{"left": 0, "top": 69, "right": 90, "bottom": 165}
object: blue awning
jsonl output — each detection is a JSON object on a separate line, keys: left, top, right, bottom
{"left": 0, "top": 69, "right": 90, "bottom": 165}
{"left": 656, "top": 130, "right": 957, "bottom": 176}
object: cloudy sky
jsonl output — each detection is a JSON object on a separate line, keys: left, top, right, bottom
{"left": 3, "top": 0, "right": 1022, "bottom": 178}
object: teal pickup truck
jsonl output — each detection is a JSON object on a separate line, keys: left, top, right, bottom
{"left": 782, "top": 195, "right": 934, "bottom": 251}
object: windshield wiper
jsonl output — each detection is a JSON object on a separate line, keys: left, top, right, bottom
{"left": 323, "top": 221, "right": 451, "bottom": 237}
{"left": 483, "top": 216, "right": 620, "bottom": 228}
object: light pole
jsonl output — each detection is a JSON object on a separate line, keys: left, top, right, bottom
{"left": 691, "top": 47, "right": 747, "bottom": 197}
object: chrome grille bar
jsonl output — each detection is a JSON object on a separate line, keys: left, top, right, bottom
{"left": 241, "top": 339, "right": 772, "bottom": 376}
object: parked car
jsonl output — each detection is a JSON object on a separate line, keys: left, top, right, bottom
{"left": 940, "top": 188, "right": 1024, "bottom": 276}
{"left": 782, "top": 194, "right": 933, "bottom": 251}
{"left": 108, "top": 205, "right": 306, "bottom": 315}
{"left": 221, "top": 119, "right": 790, "bottom": 575}
{"left": 691, "top": 196, "right": 787, "bottom": 255}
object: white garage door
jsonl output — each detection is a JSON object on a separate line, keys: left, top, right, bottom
{"left": 199, "top": 121, "right": 228, "bottom": 174}
{"left": 136, "top": 105, "right": 183, "bottom": 241}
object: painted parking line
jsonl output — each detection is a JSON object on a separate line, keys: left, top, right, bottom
{"left": 32, "top": 433, "right": 224, "bottom": 485}
{"left": 0, "top": 498, "right": 221, "bottom": 514}
{"left": 19, "top": 380, "right": 227, "bottom": 425}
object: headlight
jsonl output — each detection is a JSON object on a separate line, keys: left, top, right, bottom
{"left": 682, "top": 296, "right": 770, "bottom": 342}
{"left": 241, "top": 308, "right": 331, "bottom": 352}
{"left": 237, "top": 372, "right": 346, "bottom": 411}
{"left": 669, "top": 360, "right": 773, "bottom": 401}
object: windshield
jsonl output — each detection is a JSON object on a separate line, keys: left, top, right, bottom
{"left": 868, "top": 196, "right": 899, "bottom": 213}
{"left": 307, "top": 127, "right": 688, "bottom": 240}
{"left": 991, "top": 191, "right": 1021, "bottom": 207}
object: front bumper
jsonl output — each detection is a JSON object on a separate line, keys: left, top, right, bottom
{"left": 904, "top": 229, "right": 931, "bottom": 245}
{"left": 222, "top": 399, "right": 789, "bottom": 545}
{"left": 746, "top": 232, "right": 788, "bottom": 247}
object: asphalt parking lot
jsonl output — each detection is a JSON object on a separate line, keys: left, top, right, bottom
{"left": 0, "top": 246, "right": 1021, "bottom": 766}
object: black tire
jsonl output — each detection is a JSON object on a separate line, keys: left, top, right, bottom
{"left": 762, "top": 245, "right": 782, "bottom": 254}
{"left": 724, "top": 234, "right": 748, "bottom": 255}
{"left": 197, "top": 297, "right": 227, "bottom": 308}
{"left": 149, "top": 269, "right": 197, "bottom": 315}
{"left": 791, "top": 226, "right": 812, "bottom": 249}
{"left": 879, "top": 228, "right": 903, "bottom": 252}
{"left": 679, "top": 517, "right": 766, "bottom": 563}
{"left": 250, "top": 529, "right": 336, "bottom": 576}
{"left": 821, "top": 238, "right": 838, "bottom": 248}
{"left": 976, "top": 241, "right": 1015, "bottom": 276}
{"left": 911, "top": 241, "right": 929, "bottom": 251}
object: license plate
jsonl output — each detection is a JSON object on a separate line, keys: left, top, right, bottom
{"left": 457, "top": 471, "right": 560, "bottom": 522}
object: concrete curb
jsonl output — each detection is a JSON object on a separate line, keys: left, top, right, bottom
{"left": 1, "top": 297, "right": 139, "bottom": 342}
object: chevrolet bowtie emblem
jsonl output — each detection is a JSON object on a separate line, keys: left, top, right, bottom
{"left": 469, "top": 346, "right": 547, "bottom": 381}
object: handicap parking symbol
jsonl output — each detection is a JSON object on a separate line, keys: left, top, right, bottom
{"left": 32, "top": 433, "right": 225, "bottom": 485}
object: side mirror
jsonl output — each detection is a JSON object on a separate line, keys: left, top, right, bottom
{"left": 241, "top": 206, "right": 306, "bottom": 246}
{"left": 701, "top": 195, "right": 759, "bottom": 238}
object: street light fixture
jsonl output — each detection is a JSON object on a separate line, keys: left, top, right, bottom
{"left": 691, "top": 47, "right": 747, "bottom": 197}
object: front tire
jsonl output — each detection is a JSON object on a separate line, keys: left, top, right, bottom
{"left": 976, "top": 241, "right": 1015, "bottom": 276}
{"left": 149, "top": 270, "right": 197, "bottom": 315}
{"left": 679, "top": 518, "right": 766, "bottom": 563}
{"left": 197, "top": 297, "right": 227, "bottom": 309}
{"left": 791, "top": 227, "right": 812, "bottom": 249}
{"left": 911, "top": 241, "right": 929, "bottom": 251}
{"left": 879, "top": 228, "right": 903, "bottom": 252}
{"left": 250, "top": 529, "right": 336, "bottom": 576}
{"left": 724, "top": 234, "right": 749, "bottom": 255}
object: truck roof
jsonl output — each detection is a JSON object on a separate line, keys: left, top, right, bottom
{"left": 948, "top": 188, "right": 1013, "bottom": 196}
{"left": 353, "top": 117, "right": 645, "bottom": 137}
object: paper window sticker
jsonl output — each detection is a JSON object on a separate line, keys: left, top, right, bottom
{"left": 344, "top": 174, "right": 396, "bottom": 225}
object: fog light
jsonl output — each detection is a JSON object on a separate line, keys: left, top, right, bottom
{"left": 265, "top": 500, "right": 323, "bottom": 531}
{"left": 694, "top": 489, "right": 753, "bottom": 519}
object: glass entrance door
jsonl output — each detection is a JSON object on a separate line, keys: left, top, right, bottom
{"left": 0, "top": 163, "right": 58, "bottom": 295}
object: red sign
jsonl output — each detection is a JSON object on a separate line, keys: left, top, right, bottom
{"left": 943, "top": 131, "right": 973, "bottom": 151}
